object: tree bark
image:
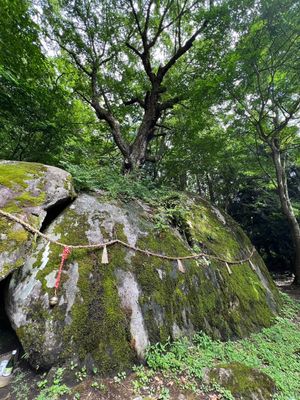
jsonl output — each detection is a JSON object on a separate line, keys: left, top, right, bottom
{"left": 271, "top": 140, "right": 300, "bottom": 284}
{"left": 206, "top": 173, "right": 216, "bottom": 204}
{"left": 122, "top": 84, "right": 163, "bottom": 173}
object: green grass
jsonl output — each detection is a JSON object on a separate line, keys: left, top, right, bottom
{"left": 146, "top": 293, "right": 300, "bottom": 400}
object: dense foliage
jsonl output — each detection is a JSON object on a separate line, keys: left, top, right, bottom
{"left": 0, "top": 0, "right": 73, "bottom": 162}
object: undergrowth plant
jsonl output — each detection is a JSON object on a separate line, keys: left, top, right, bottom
{"left": 60, "top": 162, "right": 166, "bottom": 201}
{"left": 35, "top": 368, "right": 71, "bottom": 400}
{"left": 61, "top": 162, "right": 191, "bottom": 234}
{"left": 11, "top": 371, "right": 30, "bottom": 400}
{"left": 146, "top": 293, "right": 300, "bottom": 400}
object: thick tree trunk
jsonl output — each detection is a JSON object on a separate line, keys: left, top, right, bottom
{"left": 271, "top": 141, "right": 300, "bottom": 284}
{"left": 122, "top": 132, "right": 150, "bottom": 174}
{"left": 122, "top": 138, "right": 151, "bottom": 174}
{"left": 122, "top": 87, "right": 161, "bottom": 174}
{"left": 122, "top": 137, "right": 148, "bottom": 174}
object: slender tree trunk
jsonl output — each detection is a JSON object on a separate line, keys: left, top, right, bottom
{"left": 206, "top": 173, "right": 215, "bottom": 204}
{"left": 178, "top": 171, "right": 187, "bottom": 191}
{"left": 271, "top": 140, "right": 300, "bottom": 284}
{"left": 196, "top": 175, "right": 204, "bottom": 197}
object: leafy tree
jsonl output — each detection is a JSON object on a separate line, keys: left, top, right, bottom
{"left": 223, "top": 0, "right": 300, "bottom": 282}
{"left": 42, "top": 0, "right": 230, "bottom": 172}
{"left": 0, "top": 0, "right": 75, "bottom": 163}
{"left": 1, "top": 0, "right": 299, "bottom": 281}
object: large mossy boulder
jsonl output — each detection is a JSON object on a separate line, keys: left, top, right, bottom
{"left": 6, "top": 188, "right": 281, "bottom": 373}
{"left": 0, "top": 161, "right": 75, "bottom": 280}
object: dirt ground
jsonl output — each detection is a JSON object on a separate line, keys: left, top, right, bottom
{"left": 64, "top": 373, "right": 221, "bottom": 400}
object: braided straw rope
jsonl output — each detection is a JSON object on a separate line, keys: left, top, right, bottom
{"left": 0, "top": 209, "right": 255, "bottom": 265}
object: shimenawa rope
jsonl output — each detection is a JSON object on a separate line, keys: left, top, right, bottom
{"left": 0, "top": 209, "right": 255, "bottom": 265}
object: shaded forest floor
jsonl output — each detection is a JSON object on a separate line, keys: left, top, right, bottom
{"left": 277, "top": 279, "right": 300, "bottom": 302}
{"left": 1, "top": 279, "right": 300, "bottom": 400}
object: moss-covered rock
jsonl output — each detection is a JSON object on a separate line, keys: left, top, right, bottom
{"left": 6, "top": 190, "right": 281, "bottom": 374}
{"left": 0, "top": 161, "right": 76, "bottom": 280}
{"left": 204, "top": 362, "right": 276, "bottom": 399}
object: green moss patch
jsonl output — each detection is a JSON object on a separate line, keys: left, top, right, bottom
{"left": 0, "top": 162, "right": 47, "bottom": 212}
{"left": 207, "top": 362, "right": 275, "bottom": 399}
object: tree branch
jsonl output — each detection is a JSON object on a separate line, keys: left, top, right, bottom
{"left": 74, "top": 89, "right": 93, "bottom": 106}
{"left": 155, "top": 123, "right": 171, "bottom": 130}
{"left": 144, "top": 0, "right": 154, "bottom": 36}
{"left": 147, "top": 0, "right": 173, "bottom": 48}
{"left": 158, "top": 96, "right": 182, "bottom": 111}
{"left": 125, "top": 42, "right": 142, "bottom": 57}
{"left": 158, "top": 18, "right": 209, "bottom": 80}
{"left": 92, "top": 99, "right": 129, "bottom": 158}
{"left": 269, "top": 98, "right": 300, "bottom": 137}
{"left": 89, "top": 67, "right": 130, "bottom": 158}
{"left": 128, "top": 0, "right": 143, "bottom": 38}
{"left": 124, "top": 97, "right": 145, "bottom": 108}
{"left": 58, "top": 42, "right": 92, "bottom": 77}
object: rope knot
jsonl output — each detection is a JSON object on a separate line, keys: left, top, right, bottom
{"left": 61, "top": 246, "right": 71, "bottom": 261}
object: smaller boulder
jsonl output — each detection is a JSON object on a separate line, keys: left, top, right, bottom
{"left": 0, "top": 161, "right": 76, "bottom": 280}
{"left": 203, "top": 362, "right": 276, "bottom": 400}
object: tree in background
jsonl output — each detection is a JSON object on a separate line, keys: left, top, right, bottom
{"left": 153, "top": 0, "right": 300, "bottom": 278}
{"left": 224, "top": 0, "right": 300, "bottom": 282}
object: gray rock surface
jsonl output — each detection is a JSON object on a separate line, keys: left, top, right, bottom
{"left": 0, "top": 161, "right": 75, "bottom": 280}
{"left": 6, "top": 190, "right": 281, "bottom": 373}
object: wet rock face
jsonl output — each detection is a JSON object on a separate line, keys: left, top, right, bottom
{"left": 203, "top": 362, "right": 276, "bottom": 399}
{"left": 6, "top": 189, "right": 281, "bottom": 373}
{"left": 0, "top": 161, "right": 75, "bottom": 280}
